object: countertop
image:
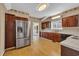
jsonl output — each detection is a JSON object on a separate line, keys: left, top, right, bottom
{"left": 61, "top": 36, "right": 79, "bottom": 51}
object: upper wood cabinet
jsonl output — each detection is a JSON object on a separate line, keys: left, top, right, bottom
{"left": 62, "top": 15, "right": 78, "bottom": 27}
{"left": 41, "top": 21, "right": 51, "bottom": 29}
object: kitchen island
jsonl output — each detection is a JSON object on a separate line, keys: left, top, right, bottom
{"left": 61, "top": 36, "right": 79, "bottom": 56}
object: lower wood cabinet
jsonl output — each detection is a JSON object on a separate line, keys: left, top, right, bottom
{"left": 61, "top": 45, "right": 79, "bottom": 56}
{"left": 52, "top": 33, "right": 61, "bottom": 42}
{"left": 40, "top": 32, "right": 61, "bottom": 42}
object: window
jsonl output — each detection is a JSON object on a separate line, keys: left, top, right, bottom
{"left": 51, "top": 18, "right": 62, "bottom": 29}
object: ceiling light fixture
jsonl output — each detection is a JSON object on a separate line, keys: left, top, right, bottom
{"left": 37, "top": 3, "right": 48, "bottom": 11}
{"left": 51, "top": 15, "right": 61, "bottom": 19}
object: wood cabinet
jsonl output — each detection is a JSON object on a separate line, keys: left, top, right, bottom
{"left": 5, "top": 13, "right": 28, "bottom": 49}
{"left": 61, "top": 45, "right": 79, "bottom": 56}
{"left": 41, "top": 21, "right": 51, "bottom": 29}
{"left": 40, "top": 32, "right": 61, "bottom": 42}
{"left": 52, "top": 33, "right": 61, "bottom": 42}
{"left": 62, "top": 15, "right": 78, "bottom": 27}
{"left": 5, "top": 13, "right": 15, "bottom": 49}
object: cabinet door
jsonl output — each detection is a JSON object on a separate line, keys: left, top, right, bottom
{"left": 47, "top": 33, "right": 50, "bottom": 39}
{"left": 62, "top": 18, "right": 68, "bottom": 27}
{"left": 41, "top": 21, "right": 50, "bottom": 29}
{"left": 67, "top": 16, "right": 78, "bottom": 27}
{"left": 50, "top": 33, "right": 53, "bottom": 40}
{"left": 53, "top": 33, "right": 61, "bottom": 42}
{"left": 5, "top": 14, "right": 15, "bottom": 48}
{"left": 45, "top": 32, "right": 47, "bottom": 38}
{"left": 41, "top": 32, "right": 43, "bottom": 37}
{"left": 42, "top": 32, "right": 44, "bottom": 37}
{"left": 62, "top": 15, "right": 78, "bottom": 27}
{"left": 39, "top": 32, "right": 41, "bottom": 37}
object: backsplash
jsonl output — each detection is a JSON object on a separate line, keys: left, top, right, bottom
{"left": 41, "top": 27, "right": 79, "bottom": 36}
{"left": 59, "top": 27, "right": 79, "bottom": 36}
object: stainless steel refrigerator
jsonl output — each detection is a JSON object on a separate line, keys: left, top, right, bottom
{"left": 16, "top": 20, "right": 30, "bottom": 48}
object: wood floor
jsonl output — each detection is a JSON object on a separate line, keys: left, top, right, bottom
{"left": 4, "top": 36, "right": 61, "bottom": 56}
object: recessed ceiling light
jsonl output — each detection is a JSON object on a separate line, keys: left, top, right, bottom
{"left": 37, "top": 3, "right": 48, "bottom": 11}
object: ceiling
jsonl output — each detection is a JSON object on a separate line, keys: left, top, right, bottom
{"left": 5, "top": 3, "right": 79, "bottom": 18}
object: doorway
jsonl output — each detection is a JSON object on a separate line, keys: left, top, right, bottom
{"left": 32, "top": 22, "right": 39, "bottom": 40}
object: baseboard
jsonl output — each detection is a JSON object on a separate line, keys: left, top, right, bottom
{"left": 5, "top": 47, "right": 15, "bottom": 51}
{"left": 0, "top": 50, "right": 5, "bottom": 56}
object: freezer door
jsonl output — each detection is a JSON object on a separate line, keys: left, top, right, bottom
{"left": 16, "top": 39, "right": 25, "bottom": 48}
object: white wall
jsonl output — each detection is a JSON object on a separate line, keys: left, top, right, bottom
{"left": 0, "top": 3, "right": 6, "bottom": 56}
{"left": 59, "top": 27, "right": 79, "bottom": 36}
